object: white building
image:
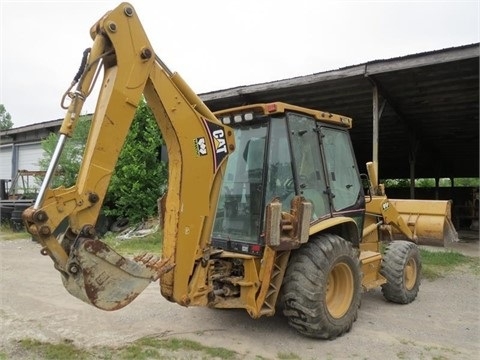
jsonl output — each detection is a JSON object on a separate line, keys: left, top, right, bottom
{"left": 0, "top": 119, "right": 61, "bottom": 186}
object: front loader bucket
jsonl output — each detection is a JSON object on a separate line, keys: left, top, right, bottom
{"left": 389, "top": 199, "right": 458, "bottom": 246}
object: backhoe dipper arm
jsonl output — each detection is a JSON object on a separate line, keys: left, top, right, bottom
{"left": 23, "top": 2, "right": 235, "bottom": 311}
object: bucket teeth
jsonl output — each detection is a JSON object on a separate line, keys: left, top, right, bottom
{"left": 134, "top": 253, "right": 175, "bottom": 281}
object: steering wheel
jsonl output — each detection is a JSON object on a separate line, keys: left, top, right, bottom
{"left": 283, "top": 175, "right": 308, "bottom": 192}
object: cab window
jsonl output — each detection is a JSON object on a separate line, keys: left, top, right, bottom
{"left": 321, "top": 127, "right": 361, "bottom": 211}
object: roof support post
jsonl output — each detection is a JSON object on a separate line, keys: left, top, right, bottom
{"left": 409, "top": 155, "right": 415, "bottom": 199}
{"left": 408, "top": 135, "right": 419, "bottom": 199}
{"left": 372, "top": 84, "right": 379, "bottom": 178}
{"left": 11, "top": 143, "right": 18, "bottom": 180}
{"left": 367, "top": 76, "right": 386, "bottom": 184}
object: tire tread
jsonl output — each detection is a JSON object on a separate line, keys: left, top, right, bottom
{"left": 282, "top": 233, "right": 361, "bottom": 339}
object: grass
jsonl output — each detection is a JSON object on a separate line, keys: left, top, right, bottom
{"left": 396, "top": 337, "right": 461, "bottom": 359}
{"left": 102, "top": 232, "right": 162, "bottom": 256}
{"left": 0, "top": 219, "right": 162, "bottom": 255}
{"left": 0, "top": 222, "right": 162, "bottom": 260}
{"left": 0, "top": 223, "right": 30, "bottom": 240}
{"left": 18, "top": 338, "right": 91, "bottom": 360}
{"left": 3, "top": 224, "right": 479, "bottom": 281}
{"left": 277, "top": 352, "right": 302, "bottom": 360}
{"left": 124, "top": 337, "right": 239, "bottom": 359}
{"left": 420, "top": 248, "right": 480, "bottom": 280}
{"left": 13, "top": 336, "right": 241, "bottom": 360}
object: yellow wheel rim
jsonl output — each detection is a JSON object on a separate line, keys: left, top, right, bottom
{"left": 326, "top": 262, "right": 354, "bottom": 318}
{"left": 404, "top": 257, "right": 417, "bottom": 290}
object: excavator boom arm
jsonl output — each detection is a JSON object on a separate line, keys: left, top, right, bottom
{"left": 23, "top": 2, "right": 234, "bottom": 310}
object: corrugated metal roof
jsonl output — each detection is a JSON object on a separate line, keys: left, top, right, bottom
{"left": 201, "top": 43, "right": 479, "bottom": 179}
{"left": 2, "top": 44, "right": 478, "bottom": 179}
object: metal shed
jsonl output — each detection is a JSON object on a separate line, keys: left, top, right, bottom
{"left": 200, "top": 43, "right": 479, "bottom": 182}
{"left": 1, "top": 44, "right": 478, "bottom": 227}
{"left": 3, "top": 44, "right": 477, "bottom": 183}
{"left": 0, "top": 120, "right": 61, "bottom": 181}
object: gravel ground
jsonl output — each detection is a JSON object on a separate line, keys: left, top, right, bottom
{"left": 1, "top": 234, "right": 479, "bottom": 360}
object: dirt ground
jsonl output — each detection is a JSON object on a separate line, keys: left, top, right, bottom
{"left": 1, "top": 233, "right": 479, "bottom": 360}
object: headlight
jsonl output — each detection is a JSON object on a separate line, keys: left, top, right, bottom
{"left": 244, "top": 112, "right": 254, "bottom": 121}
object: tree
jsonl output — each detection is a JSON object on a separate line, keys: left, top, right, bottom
{"left": 0, "top": 104, "right": 13, "bottom": 130}
{"left": 39, "top": 100, "right": 167, "bottom": 224}
{"left": 383, "top": 179, "right": 411, "bottom": 188}
{"left": 103, "top": 100, "right": 167, "bottom": 223}
{"left": 39, "top": 115, "right": 92, "bottom": 188}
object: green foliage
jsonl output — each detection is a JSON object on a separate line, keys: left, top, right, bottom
{"left": 415, "top": 178, "right": 435, "bottom": 187}
{"left": 103, "top": 99, "right": 167, "bottom": 223}
{"left": 383, "top": 177, "right": 479, "bottom": 188}
{"left": 383, "top": 179, "right": 411, "bottom": 188}
{"left": 39, "top": 100, "right": 167, "bottom": 225}
{"left": 0, "top": 104, "right": 13, "bottom": 130}
{"left": 455, "top": 178, "right": 480, "bottom": 187}
{"left": 39, "top": 115, "right": 92, "bottom": 187}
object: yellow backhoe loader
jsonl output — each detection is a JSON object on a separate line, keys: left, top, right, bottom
{"left": 23, "top": 2, "right": 456, "bottom": 339}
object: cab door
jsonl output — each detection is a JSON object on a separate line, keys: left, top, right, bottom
{"left": 320, "top": 126, "right": 364, "bottom": 213}
{"left": 287, "top": 114, "right": 331, "bottom": 220}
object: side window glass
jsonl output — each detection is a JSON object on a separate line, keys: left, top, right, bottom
{"left": 288, "top": 114, "right": 330, "bottom": 219}
{"left": 321, "top": 127, "right": 361, "bottom": 210}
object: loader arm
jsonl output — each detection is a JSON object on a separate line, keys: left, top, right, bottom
{"left": 363, "top": 162, "right": 457, "bottom": 247}
{"left": 23, "top": 2, "right": 234, "bottom": 310}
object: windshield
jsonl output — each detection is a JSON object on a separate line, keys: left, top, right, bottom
{"left": 212, "top": 123, "right": 268, "bottom": 244}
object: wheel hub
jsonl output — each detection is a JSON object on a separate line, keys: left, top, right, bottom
{"left": 326, "top": 262, "right": 354, "bottom": 318}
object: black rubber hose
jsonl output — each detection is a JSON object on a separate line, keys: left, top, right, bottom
{"left": 73, "top": 48, "right": 91, "bottom": 83}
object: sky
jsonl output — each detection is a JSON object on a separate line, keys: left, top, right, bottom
{"left": 1, "top": 0, "right": 479, "bottom": 128}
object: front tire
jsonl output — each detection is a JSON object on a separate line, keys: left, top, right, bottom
{"left": 380, "top": 240, "right": 421, "bottom": 304}
{"left": 282, "top": 233, "right": 362, "bottom": 339}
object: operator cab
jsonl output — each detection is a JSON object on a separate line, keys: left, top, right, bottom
{"left": 212, "top": 103, "right": 365, "bottom": 255}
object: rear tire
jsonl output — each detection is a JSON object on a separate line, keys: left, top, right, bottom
{"left": 282, "top": 233, "right": 362, "bottom": 339}
{"left": 380, "top": 240, "right": 421, "bottom": 304}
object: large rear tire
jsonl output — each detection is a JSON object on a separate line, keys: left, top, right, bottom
{"left": 281, "top": 233, "right": 362, "bottom": 339}
{"left": 380, "top": 240, "right": 421, "bottom": 304}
